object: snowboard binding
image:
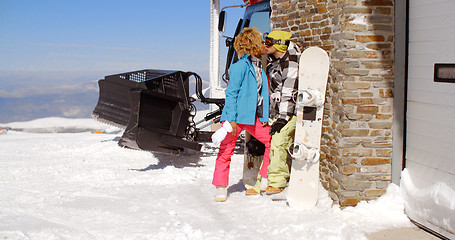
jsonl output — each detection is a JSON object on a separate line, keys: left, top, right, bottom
{"left": 288, "top": 142, "right": 320, "bottom": 164}
{"left": 293, "top": 89, "right": 325, "bottom": 108}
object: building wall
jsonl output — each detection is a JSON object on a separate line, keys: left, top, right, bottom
{"left": 270, "top": 0, "right": 395, "bottom": 206}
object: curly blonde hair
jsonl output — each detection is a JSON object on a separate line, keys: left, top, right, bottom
{"left": 234, "top": 27, "right": 264, "bottom": 57}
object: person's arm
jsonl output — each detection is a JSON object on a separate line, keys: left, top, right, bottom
{"left": 222, "top": 62, "right": 244, "bottom": 122}
{"left": 230, "top": 121, "right": 237, "bottom": 136}
{"left": 278, "top": 58, "right": 299, "bottom": 120}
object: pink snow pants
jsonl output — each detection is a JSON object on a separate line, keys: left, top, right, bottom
{"left": 212, "top": 117, "right": 271, "bottom": 187}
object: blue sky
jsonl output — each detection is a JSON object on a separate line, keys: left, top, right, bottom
{"left": 0, "top": 0, "right": 244, "bottom": 87}
{"left": 0, "top": 0, "right": 245, "bottom": 122}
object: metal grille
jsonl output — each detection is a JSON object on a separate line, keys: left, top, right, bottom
{"left": 114, "top": 70, "right": 175, "bottom": 83}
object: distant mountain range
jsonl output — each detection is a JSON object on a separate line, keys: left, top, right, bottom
{"left": 0, "top": 75, "right": 211, "bottom": 124}
{"left": 0, "top": 82, "right": 99, "bottom": 123}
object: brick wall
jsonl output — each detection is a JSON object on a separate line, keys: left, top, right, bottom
{"left": 270, "top": 0, "right": 395, "bottom": 207}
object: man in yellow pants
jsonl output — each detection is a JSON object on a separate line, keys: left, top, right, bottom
{"left": 246, "top": 30, "right": 301, "bottom": 195}
{"left": 266, "top": 30, "right": 301, "bottom": 194}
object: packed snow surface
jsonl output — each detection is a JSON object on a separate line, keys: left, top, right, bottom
{"left": 0, "top": 116, "right": 414, "bottom": 239}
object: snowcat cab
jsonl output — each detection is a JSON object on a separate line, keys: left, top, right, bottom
{"left": 218, "top": 0, "right": 271, "bottom": 83}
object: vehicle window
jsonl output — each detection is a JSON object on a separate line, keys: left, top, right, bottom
{"left": 249, "top": 11, "right": 271, "bottom": 34}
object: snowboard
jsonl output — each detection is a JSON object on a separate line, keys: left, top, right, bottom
{"left": 287, "top": 46, "right": 330, "bottom": 209}
{"left": 243, "top": 132, "right": 264, "bottom": 189}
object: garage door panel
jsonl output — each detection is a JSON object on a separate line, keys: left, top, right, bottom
{"left": 408, "top": 89, "right": 455, "bottom": 107}
{"left": 405, "top": 1, "right": 455, "bottom": 238}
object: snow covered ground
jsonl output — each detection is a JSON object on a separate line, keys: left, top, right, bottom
{"left": 0, "top": 116, "right": 414, "bottom": 240}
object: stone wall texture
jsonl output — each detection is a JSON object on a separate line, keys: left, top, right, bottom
{"left": 270, "top": 0, "right": 395, "bottom": 207}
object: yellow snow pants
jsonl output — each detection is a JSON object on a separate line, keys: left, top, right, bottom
{"left": 252, "top": 116, "right": 296, "bottom": 192}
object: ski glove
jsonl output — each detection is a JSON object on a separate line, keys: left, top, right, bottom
{"left": 270, "top": 118, "right": 287, "bottom": 135}
{"left": 211, "top": 121, "right": 233, "bottom": 145}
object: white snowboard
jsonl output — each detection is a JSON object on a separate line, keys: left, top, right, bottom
{"left": 287, "top": 46, "right": 329, "bottom": 209}
{"left": 243, "top": 132, "right": 264, "bottom": 189}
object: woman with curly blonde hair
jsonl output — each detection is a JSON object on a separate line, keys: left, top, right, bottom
{"left": 234, "top": 27, "right": 265, "bottom": 58}
{"left": 211, "top": 27, "right": 271, "bottom": 202}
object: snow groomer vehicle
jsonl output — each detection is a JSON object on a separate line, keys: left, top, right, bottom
{"left": 92, "top": 0, "right": 271, "bottom": 155}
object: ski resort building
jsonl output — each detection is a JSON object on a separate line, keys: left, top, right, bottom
{"left": 270, "top": 0, "right": 398, "bottom": 207}
{"left": 266, "top": 0, "right": 454, "bottom": 237}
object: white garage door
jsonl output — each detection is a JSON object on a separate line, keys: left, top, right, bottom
{"left": 401, "top": 0, "right": 455, "bottom": 238}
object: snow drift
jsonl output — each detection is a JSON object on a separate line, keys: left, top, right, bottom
{"left": 0, "top": 117, "right": 414, "bottom": 239}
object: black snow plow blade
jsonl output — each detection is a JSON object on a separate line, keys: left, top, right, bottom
{"left": 92, "top": 69, "right": 176, "bottom": 128}
{"left": 92, "top": 69, "right": 224, "bottom": 155}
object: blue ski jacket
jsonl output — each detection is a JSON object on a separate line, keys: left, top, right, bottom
{"left": 220, "top": 54, "right": 269, "bottom": 125}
